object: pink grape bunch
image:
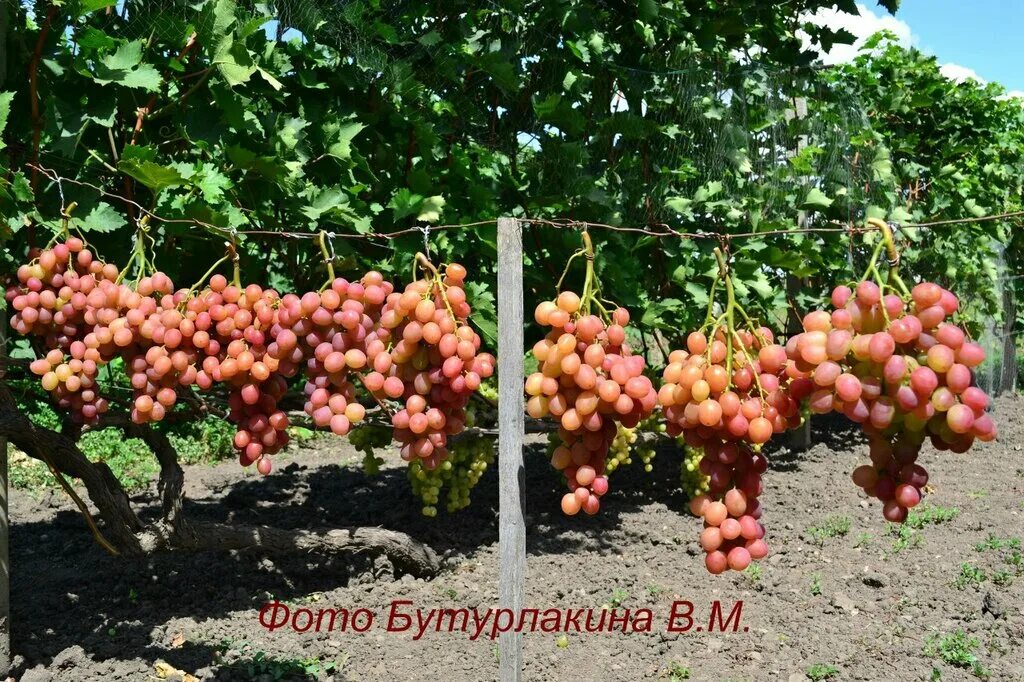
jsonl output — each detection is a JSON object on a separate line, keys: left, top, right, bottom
{"left": 659, "top": 329, "right": 801, "bottom": 448}
{"left": 186, "top": 275, "right": 293, "bottom": 473}
{"left": 8, "top": 242, "right": 353, "bottom": 474}
{"left": 787, "top": 279, "right": 997, "bottom": 522}
{"left": 11, "top": 239, "right": 128, "bottom": 424}
{"left": 850, "top": 431, "right": 930, "bottom": 520}
{"left": 658, "top": 328, "right": 800, "bottom": 573}
{"left": 273, "top": 273, "right": 392, "bottom": 442}
{"left": 120, "top": 272, "right": 198, "bottom": 424}
{"left": 688, "top": 462, "right": 768, "bottom": 574}
{"left": 526, "top": 292, "right": 657, "bottom": 516}
{"left": 365, "top": 263, "right": 495, "bottom": 470}
{"left": 9, "top": 244, "right": 497, "bottom": 480}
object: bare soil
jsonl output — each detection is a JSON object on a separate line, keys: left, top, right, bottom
{"left": 8, "top": 395, "right": 1024, "bottom": 682}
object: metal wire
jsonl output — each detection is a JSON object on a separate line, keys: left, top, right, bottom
{"left": 25, "top": 163, "right": 1024, "bottom": 245}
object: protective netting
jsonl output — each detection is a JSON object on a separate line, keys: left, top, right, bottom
{"left": 976, "top": 246, "right": 1022, "bottom": 395}
{"left": 53, "top": 0, "right": 874, "bottom": 227}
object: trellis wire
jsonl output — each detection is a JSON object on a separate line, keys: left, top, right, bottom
{"left": 26, "top": 163, "right": 1024, "bottom": 245}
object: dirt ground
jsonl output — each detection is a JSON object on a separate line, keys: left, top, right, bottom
{"left": 7, "top": 395, "right": 1024, "bottom": 681}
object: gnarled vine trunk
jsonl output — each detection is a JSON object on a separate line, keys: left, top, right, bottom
{"left": 0, "top": 382, "right": 440, "bottom": 578}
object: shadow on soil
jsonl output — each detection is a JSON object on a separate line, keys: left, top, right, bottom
{"left": 12, "top": 421, "right": 854, "bottom": 678}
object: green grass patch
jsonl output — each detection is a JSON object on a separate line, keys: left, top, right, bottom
{"left": 9, "top": 429, "right": 157, "bottom": 494}
{"left": 6, "top": 376, "right": 286, "bottom": 493}
{"left": 602, "top": 588, "right": 628, "bottom": 609}
{"left": 806, "top": 663, "right": 839, "bottom": 681}
{"left": 952, "top": 563, "right": 986, "bottom": 590}
{"left": 974, "top": 534, "right": 1021, "bottom": 553}
{"left": 806, "top": 515, "right": 851, "bottom": 543}
{"left": 991, "top": 570, "right": 1013, "bottom": 587}
{"left": 211, "top": 638, "right": 345, "bottom": 679}
{"left": 923, "top": 631, "right": 989, "bottom": 679}
{"left": 666, "top": 662, "right": 691, "bottom": 681}
{"left": 889, "top": 504, "right": 959, "bottom": 552}
{"left": 810, "top": 573, "right": 822, "bottom": 596}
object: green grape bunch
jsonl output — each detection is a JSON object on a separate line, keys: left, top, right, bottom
{"left": 605, "top": 423, "right": 637, "bottom": 474}
{"left": 409, "top": 434, "right": 495, "bottom": 515}
{"left": 349, "top": 425, "right": 392, "bottom": 475}
{"left": 679, "top": 441, "right": 710, "bottom": 499}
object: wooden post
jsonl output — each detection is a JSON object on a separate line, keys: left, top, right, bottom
{"left": 0, "top": 307, "right": 9, "bottom": 676}
{"left": 0, "top": 0, "right": 8, "bottom": 88}
{"left": 784, "top": 97, "right": 812, "bottom": 451}
{"left": 998, "top": 277, "right": 1017, "bottom": 395}
{"left": 496, "top": 217, "right": 525, "bottom": 681}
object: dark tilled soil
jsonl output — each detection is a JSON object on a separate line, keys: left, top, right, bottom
{"left": 8, "top": 396, "right": 1024, "bottom": 682}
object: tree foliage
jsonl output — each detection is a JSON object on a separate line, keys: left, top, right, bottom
{"left": 0, "top": 0, "right": 1019, "bottom": 348}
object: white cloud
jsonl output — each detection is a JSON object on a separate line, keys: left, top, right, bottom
{"left": 802, "top": 4, "right": 1016, "bottom": 93}
{"left": 802, "top": 3, "right": 914, "bottom": 65}
{"left": 939, "top": 63, "right": 985, "bottom": 84}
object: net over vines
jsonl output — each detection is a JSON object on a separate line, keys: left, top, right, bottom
{"left": 10, "top": 0, "right": 873, "bottom": 229}
{"left": 276, "top": 0, "right": 876, "bottom": 228}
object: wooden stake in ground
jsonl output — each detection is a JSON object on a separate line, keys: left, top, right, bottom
{"left": 787, "top": 95, "right": 812, "bottom": 452}
{"left": 497, "top": 217, "right": 525, "bottom": 681}
{"left": 0, "top": 306, "right": 9, "bottom": 676}
{"left": 1, "top": 8, "right": 14, "bottom": 668}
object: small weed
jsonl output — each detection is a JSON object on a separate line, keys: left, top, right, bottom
{"left": 991, "top": 570, "right": 1013, "bottom": 587}
{"left": 744, "top": 564, "right": 762, "bottom": 583}
{"left": 924, "top": 631, "right": 989, "bottom": 679}
{"left": 810, "top": 573, "right": 822, "bottom": 596}
{"left": 555, "top": 634, "right": 569, "bottom": 649}
{"left": 666, "top": 662, "right": 691, "bottom": 681}
{"left": 289, "top": 592, "right": 323, "bottom": 606}
{"left": 952, "top": 563, "right": 986, "bottom": 590}
{"left": 228, "top": 651, "right": 341, "bottom": 679}
{"left": 853, "top": 532, "right": 872, "bottom": 548}
{"left": 905, "top": 505, "right": 960, "bottom": 529}
{"left": 974, "top": 535, "right": 1020, "bottom": 553}
{"left": 968, "top": 490, "right": 988, "bottom": 500}
{"left": 890, "top": 524, "right": 922, "bottom": 553}
{"left": 646, "top": 584, "right": 663, "bottom": 597}
{"left": 806, "top": 515, "right": 851, "bottom": 543}
{"left": 442, "top": 588, "right": 458, "bottom": 600}
{"left": 603, "top": 588, "right": 628, "bottom": 609}
{"left": 889, "top": 504, "right": 959, "bottom": 552}
{"left": 968, "top": 535, "right": 1022, "bottom": 586}
{"left": 806, "top": 663, "right": 839, "bottom": 681}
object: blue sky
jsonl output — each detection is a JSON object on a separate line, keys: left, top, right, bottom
{"left": 893, "top": 0, "right": 1024, "bottom": 92}
{"left": 809, "top": 2, "right": 1024, "bottom": 96}
{"left": 270, "top": 3, "right": 1023, "bottom": 93}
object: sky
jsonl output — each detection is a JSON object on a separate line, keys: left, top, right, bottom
{"left": 808, "top": 1, "right": 1024, "bottom": 96}
{"left": 266, "top": 3, "right": 1024, "bottom": 97}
